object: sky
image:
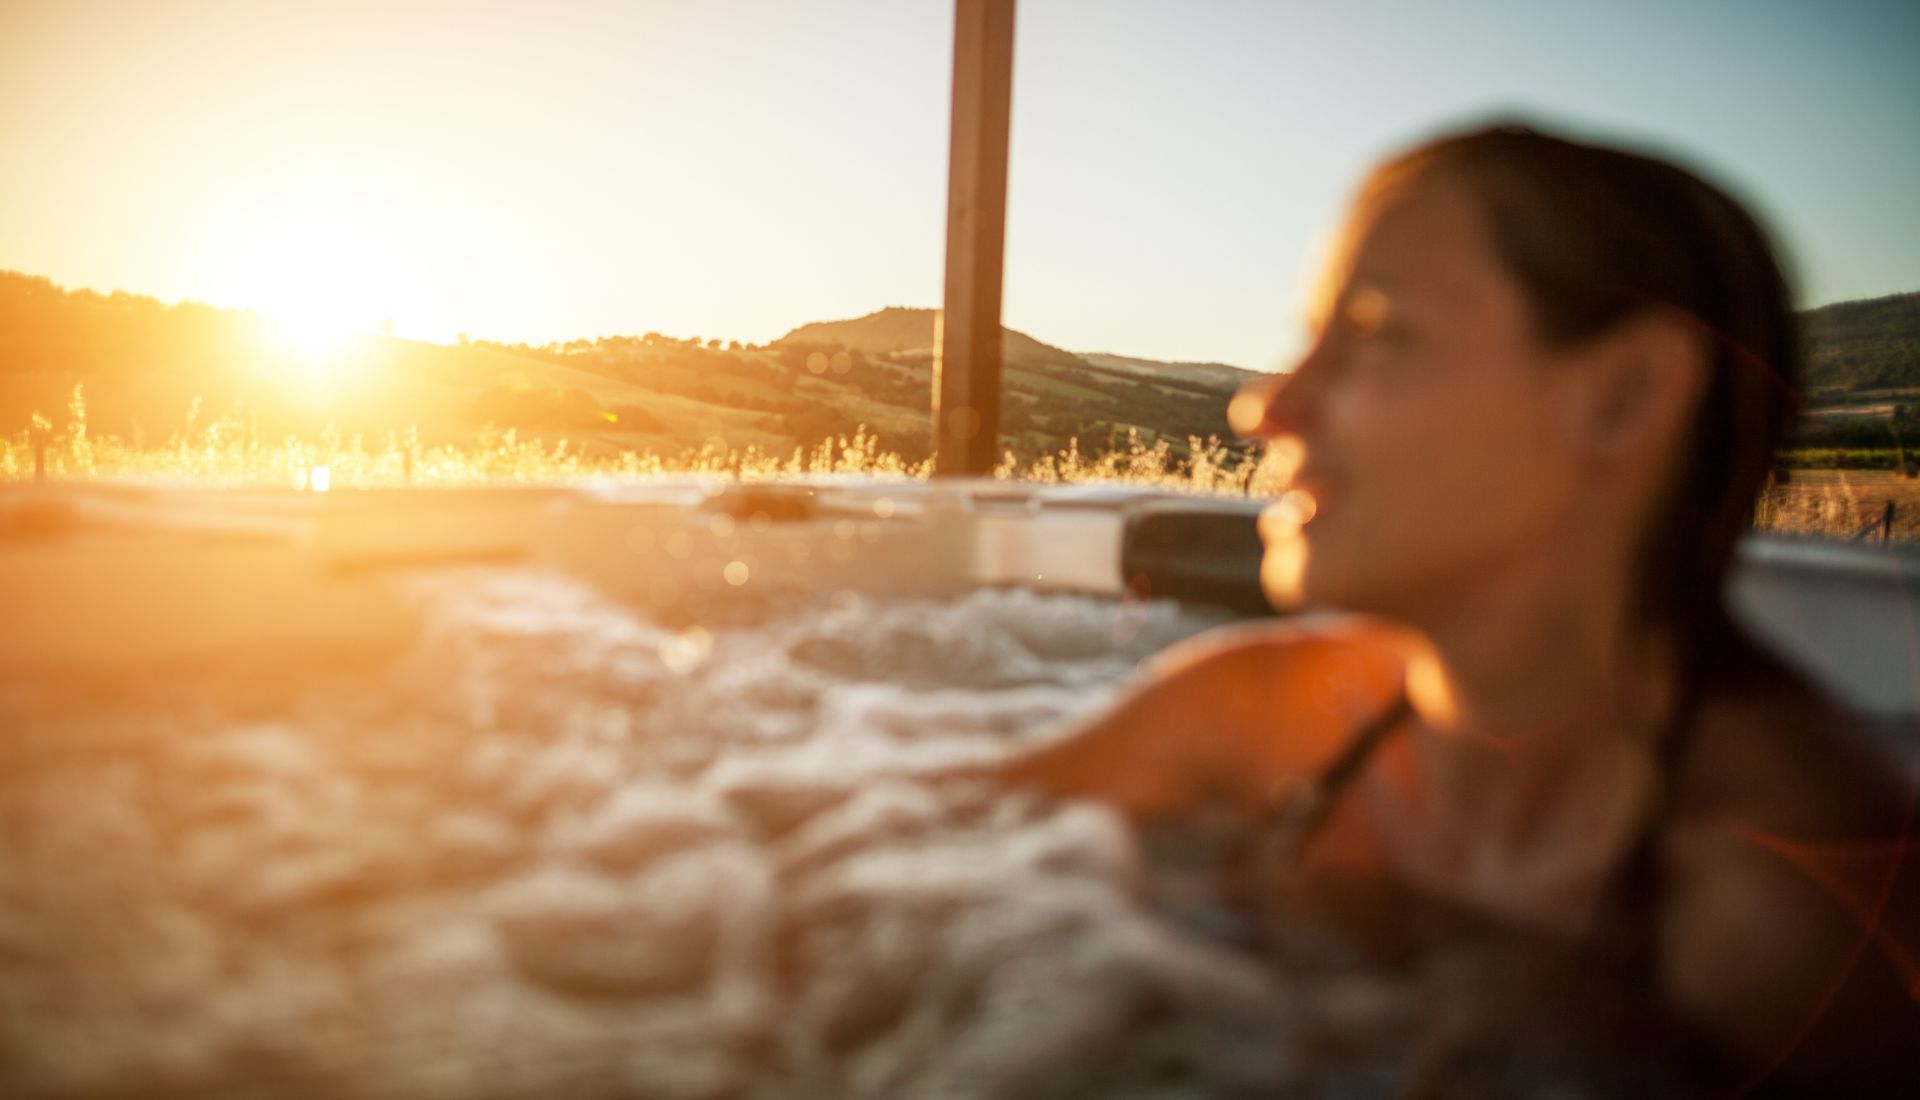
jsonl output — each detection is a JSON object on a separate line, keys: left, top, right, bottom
{"left": 2, "top": 0, "right": 1916, "bottom": 370}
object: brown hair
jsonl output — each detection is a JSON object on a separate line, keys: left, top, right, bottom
{"left": 1359, "top": 120, "right": 1801, "bottom": 660}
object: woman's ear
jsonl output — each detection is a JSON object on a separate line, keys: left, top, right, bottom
{"left": 1573, "top": 313, "right": 1710, "bottom": 464}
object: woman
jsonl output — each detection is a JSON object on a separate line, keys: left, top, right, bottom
{"left": 994, "top": 122, "right": 1918, "bottom": 1093}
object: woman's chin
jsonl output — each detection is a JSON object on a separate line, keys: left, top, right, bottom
{"left": 1260, "top": 519, "right": 1370, "bottom": 614}
{"left": 1258, "top": 534, "right": 1314, "bottom": 611}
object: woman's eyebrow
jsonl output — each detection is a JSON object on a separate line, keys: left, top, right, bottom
{"left": 1302, "top": 275, "right": 1405, "bottom": 330}
{"left": 1345, "top": 272, "right": 1406, "bottom": 297}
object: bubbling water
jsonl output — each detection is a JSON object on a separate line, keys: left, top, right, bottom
{"left": 0, "top": 569, "right": 1687, "bottom": 1099}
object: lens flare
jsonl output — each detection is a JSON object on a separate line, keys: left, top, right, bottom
{"left": 659, "top": 626, "right": 713, "bottom": 673}
{"left": 1276, "top": 488, "right": 1318, "bottom": 526}
{"left": 1258, "top": 489, "right": 1317, "bottom": 542}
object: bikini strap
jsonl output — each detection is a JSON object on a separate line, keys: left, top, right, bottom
{"left": 1256, "top": 689, "right": 1416, "bottom": 866}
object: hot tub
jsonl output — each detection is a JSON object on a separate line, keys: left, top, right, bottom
{"left": 0, "top": 481, "right": 1913, "bottom": 1098}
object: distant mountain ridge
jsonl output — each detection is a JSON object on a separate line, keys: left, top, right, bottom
{"left": 4, "top": 270, "right": 1915, "bottom": 467}
{"left": 1076, "top": 353, "right": 1256, "bottom": 392}
{"left": 770, "top": 305, "right": 1255, "bottom": 453}
{"left": 0, "top": 270, "right": 680, "bottom": 448}
{"left": 778, "top": 306, "right": 1094, "bottom": 371}
{"left": 778, "top": 294, "right": 1920, "bottom": 401}
{"left": 1801, "top": 290, "right": 1920, "bottom": 399}
{"left": 0, "top": 273, "right": 1257, "bottom": 463}
{"left": 774, "top": 306, "right": 1256, "bottom": 390}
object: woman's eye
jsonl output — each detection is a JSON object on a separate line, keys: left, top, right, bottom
{"left": 1343, "top": 288, "right": 1392, "bottom": 335}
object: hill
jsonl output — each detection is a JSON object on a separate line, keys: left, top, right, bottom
{"left": 0, "top": 271, "right": 694, "bottom": 451}
{"left": 12, "top": 268, "right": 1913, "bottom": 470}
{"left": 776, "top": 306, "right": 1087, "bottom": 370}
{"left": 1801, "top": 291, "right": 1920, "bottom": 400}
{"left": 772, "top": 307, "right": 1255, "bottom": 456}
{"left": 1079, "top": 353, "right": 1256, "bottom": 392}
{"left": 0, "top": 275, "right": 1259, "bottom": 466}
{"left": 770, "top": 288, "right": 1920, "bottom": 412}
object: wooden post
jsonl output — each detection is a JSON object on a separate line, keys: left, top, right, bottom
{"left": 932, "top": 0, "right": 1016, "bottom": 477}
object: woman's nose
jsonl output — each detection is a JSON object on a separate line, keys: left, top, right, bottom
{"left": 1228, "top": 357, "right": 1317, "bottom": 441}
{"left": 1227, "top": 374, "right": 1284, "bottom": 439}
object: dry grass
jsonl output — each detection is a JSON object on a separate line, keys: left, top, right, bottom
{"left": 1754, "top": 469, "right": 1920, "bottom": 543}
{"left": 8, "top": 386, "right": 1914, "bottom": 544}
{"left": 1, "top": 386, "right": 1287, "bottom": 496}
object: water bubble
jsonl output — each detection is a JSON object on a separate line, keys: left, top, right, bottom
{"left": 658, "top": 625, "right": 713, "bottom": 674}
{"left": 596, "top": 708, "right": 632, "bottom": 742}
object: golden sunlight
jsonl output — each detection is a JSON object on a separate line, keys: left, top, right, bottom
{"left": 266, "top": 316, "right": 358, "bottom": 396}
{"left": 271, "top": 309, "right": 354, "bottom": 362}
{"left": 212, "top": 202, "right": 399, "bottom": 380}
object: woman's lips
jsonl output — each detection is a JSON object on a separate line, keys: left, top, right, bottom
{"left": 1258, "top": 478, "right": 1337, "bottom": 540}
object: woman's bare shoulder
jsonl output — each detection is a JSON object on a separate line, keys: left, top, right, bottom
{"left": 1144, "top": 610, "right": 1410, "bottom": 687}
{"left": 1675, "top": 646, "right": 1909, "bottom": 840}
{"left": 989, "top": 611, "right": 1411, "bottom": 818}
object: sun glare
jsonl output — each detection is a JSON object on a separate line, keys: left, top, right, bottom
{"left": 210, "top": 200, "right": 404, "bottom": 383}
{"left": 271, "top": 308, "right": 354, "bottom": 360}
{"left": 266, "top": 305, "right": 360, "bottom": 392}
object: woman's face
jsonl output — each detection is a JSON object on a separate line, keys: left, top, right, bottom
{"left": 1234, "top": 175, "right": 1588, "bottom": 620}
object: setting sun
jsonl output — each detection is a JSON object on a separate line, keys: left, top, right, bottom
{"left": 212, "top": 202, "right": 400, "bottom": 375}
{"left": 271, "top": 308, "right": 353, "bottom": 362}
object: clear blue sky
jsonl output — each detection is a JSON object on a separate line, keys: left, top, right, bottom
{"left": 3, "top": 0, "right": 1915, "bottom": 369}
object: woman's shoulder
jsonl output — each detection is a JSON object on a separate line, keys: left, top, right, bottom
{"left": 1674, "top": 627, "right": 1909, "bottom": 838}
{"left": 1657, "top": 628, "right": 1918, "bottom": 1090}
{"left": 1140, "top": 610, "right": 1414, "bottom": 756}
{"left": 1144, "top": 610, "right": 1413, "bottom": 695}
{"left": 987, "top": 612, "right": 1414, "bottom": 819}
